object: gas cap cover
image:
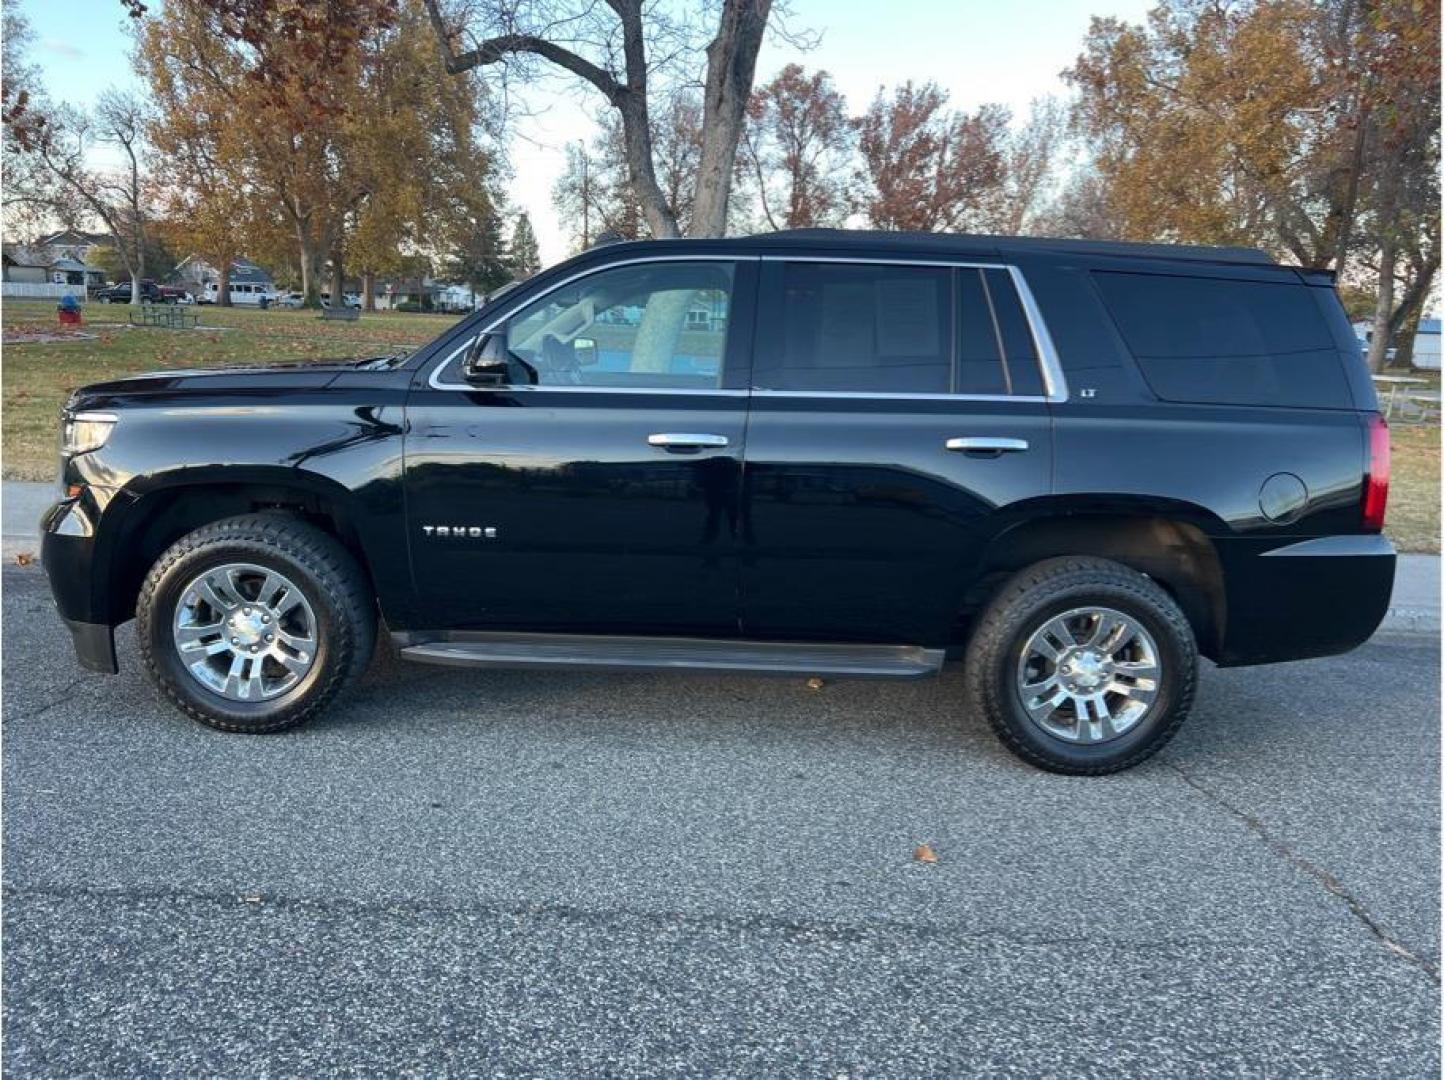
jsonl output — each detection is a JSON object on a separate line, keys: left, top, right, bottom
{"left": 1259, "top": 472, "right": 1308, "bottom": 523}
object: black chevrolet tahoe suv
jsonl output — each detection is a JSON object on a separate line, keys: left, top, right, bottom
{"left": 41, "top": 229, "right": 1396, "bottom": 773}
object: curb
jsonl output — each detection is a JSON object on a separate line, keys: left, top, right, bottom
{"left": 1378, "top": 607, "right": 1441, "bottom": 636}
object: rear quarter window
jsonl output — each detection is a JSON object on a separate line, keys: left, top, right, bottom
{"left": 1092, "top": 270, "right": 1355, "bottom": 409}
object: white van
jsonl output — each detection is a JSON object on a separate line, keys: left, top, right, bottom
{"left": 201, "top": 281, "right": 279, "bottom": 306}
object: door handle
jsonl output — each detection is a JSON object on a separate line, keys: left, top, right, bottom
{"left": 946, "top": 436, "right": 1030, "bottom": 453}
{"left": 648, "top": 432, "right": 730, "bottom": 450}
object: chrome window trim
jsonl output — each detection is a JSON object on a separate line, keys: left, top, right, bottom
{"left": 424, "top": 252, "right": 1068, "bottom": 403}
{"left": 1005, "top": 264, "right": 1068, "bottom": 403}
{"left": 751, "top": 390, "right": 1047, "bottom": 403}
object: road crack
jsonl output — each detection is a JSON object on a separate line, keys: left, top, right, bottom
{"left": 1167, "top": 759, "right": 1440, "bottom": 984}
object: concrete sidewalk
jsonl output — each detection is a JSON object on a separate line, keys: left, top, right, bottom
{"left": 3, "top": 479, "right": 1438, "bottom": 634}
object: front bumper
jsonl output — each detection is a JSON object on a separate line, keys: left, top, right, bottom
{"left": 1216, "top": 533, "right": 1396, "bottom": 666}
{"left": 41, "top": 493, "right": 119, "bottom": 674}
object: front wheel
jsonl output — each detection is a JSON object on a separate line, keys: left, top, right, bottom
{"left": 963, "top": 556, "right": 1197, "bottom": 774}
{"left": 137, "top": 514, "right": 376, "bottom": 733}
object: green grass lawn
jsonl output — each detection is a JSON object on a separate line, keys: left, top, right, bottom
{"left": 2, "top": 299, "right": 462, "bottom": 480}
{"left": 3, "top": 298, "right": 1438, "bottom": 552}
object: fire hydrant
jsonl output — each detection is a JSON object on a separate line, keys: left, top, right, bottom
{"left": 57, "top": 293, "right": 82, "bottom": 327}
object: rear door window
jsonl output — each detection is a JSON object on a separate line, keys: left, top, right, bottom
{"left": 1093, "top": 270, "right": 1353, "bottom": 408}
{"left": 758, "top": 262, "right": 952, "bottom": 393}
{"left": 755, "top": 262, "right": 1047, "bottom": 396}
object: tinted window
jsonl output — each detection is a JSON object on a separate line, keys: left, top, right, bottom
{"left": 758, "top": 262, "right": 1048, "bottom": 395}
{"left": 760, "top": 263, "right": 952, "bottom": 392}
{"left": 505, "top": 261, "right": 733, "bottom": 389}
{"left": 957, "top": 269, "right": 1007, "bottom": 395}
{"left": 982, "top": 269, "right": 1044, "bottom": 396}
{"left": 1093, "top": 270, "right": 1352, "bottom": 408}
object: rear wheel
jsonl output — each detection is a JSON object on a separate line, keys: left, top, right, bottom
{"left": 964, "top": 556, "right": 1197, "bottom": 774}
{"left": 137, "top": 514, "right": 375, "bottom": 733}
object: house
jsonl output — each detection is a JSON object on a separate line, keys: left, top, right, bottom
{"left": 37, "top": 229, "right": 113, "bottom": 265}
{"left": 2, "top": 244, "right": 105, "bottom": 289}
{"left": 1413, "top": 318, "right": 1442, "bottom": 370}
{"left": 2, "top": 245, "right": 49, "bottom": 284}
{"left": 172, "top": 255, "right": 276, "bottom": 296}
{"left": 48, "top": 256, "right": 96, "bottom": 287}
{"left": 1352, "top": 316, "right": 1442, "bottom": 369}
{"left": 374, "top": 276, "right": 445, "bottom": 311}
{"left": 436, "top": 283, "right": 487, "bottom": 312}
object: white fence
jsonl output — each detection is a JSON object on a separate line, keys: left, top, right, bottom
{"left": 2, "top": 282, "right": 78, "bottom": 300}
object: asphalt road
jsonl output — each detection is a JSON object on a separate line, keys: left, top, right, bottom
{"left": 3, "top": 564, "right": 1439, "bottom": 1077}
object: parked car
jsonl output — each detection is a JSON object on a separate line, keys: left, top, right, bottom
{"left": 199, "top": 281, "right": 278, "bottom": 306}
{"left": 277, "top": 292, "right": 305, "bottom": 308}
{"left": 93, "top": 280, "right": 170, "bottom": 304}
{"left": 319, "top": 292, "right": 362, "bottom": 309}
{"left": 39, "top": 230, "right": 1395, "bottom": 773}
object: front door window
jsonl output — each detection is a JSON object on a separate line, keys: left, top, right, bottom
{"left": 503, "top": 261, "right": 734, "bottom": 390}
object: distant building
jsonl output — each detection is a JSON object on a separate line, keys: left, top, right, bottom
{"left": 2, "top": 245, "right": 49, "bottom": 284}
{"left": 36, "top": 229, "right": 113, "bottom": 265}
{"left": 2, "top": 244, "right": 105, "bottom": 288}
{"left": 1414, "top": 318, "right": 1441, "bottom": 370}
{"left": 172, "top": 255, "right": 276, "bottom": 295}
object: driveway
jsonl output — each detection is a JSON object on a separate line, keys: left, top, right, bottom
{"left": 2, "top": 564, "right": 1438, "bottom": 1075}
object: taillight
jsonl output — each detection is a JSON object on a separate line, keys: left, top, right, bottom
{"left": 1362, "top": 413, "right": 1390, "bottom": 532}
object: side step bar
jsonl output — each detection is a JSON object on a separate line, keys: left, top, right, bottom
{"left": 395, "top": 632, "right": 944, "bottom": 679}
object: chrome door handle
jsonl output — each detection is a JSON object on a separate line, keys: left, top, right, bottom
{"left": 946, "top": 436, "right": 1030, "bottom": 453}
{"left": 648, "top": 432, "right": 729, "bottom": 450}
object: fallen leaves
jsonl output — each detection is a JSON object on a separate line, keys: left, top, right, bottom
{"left": 913, "top": 843, "right": 938, "bottom": 863}
{"left": 13, "top": 552, "right": 34, "bottom": 566}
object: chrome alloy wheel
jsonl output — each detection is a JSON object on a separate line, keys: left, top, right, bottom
{"left": 172, "top": 562, "right": 318, "bottom": 702}
{"left": 1015, "top": 606, "right": 1162, "bottom": 744}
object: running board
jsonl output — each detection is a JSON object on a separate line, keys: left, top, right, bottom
{"left": 395, "top": 632, "right": 944, "bottom": 678}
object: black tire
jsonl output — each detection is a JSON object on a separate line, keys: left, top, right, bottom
{"left": 136, "top": 514, "right": 376, "bottom": 733}
{"left": 963, "top": 556, "right": 1197, "bottom": 775}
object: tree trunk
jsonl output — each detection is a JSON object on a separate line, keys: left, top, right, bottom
{"left": 362, "top": 269, "right": 376, "bottom": 313}
{"left": 128, "top": 238, "right": 145, "bottom": 305}
{"left": 1386, "top": 261, "right": 1437, "bottom": 369}
{"left": 329, "top": 241, "right": 345, "bottom": 311}
{"left": 689, "top": 0, "right": 772, "bottom": 238}
{"left": 216, "top": 262, "right": 232, "bottom": 307}
{"left": 1366, "top": 241, "right": 1397, "bottom": 374}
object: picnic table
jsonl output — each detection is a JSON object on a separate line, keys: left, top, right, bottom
{"left": 129, "top": 303, "right": 199, "bottom": 330}
{"left": 1371, "top": 374, "right": 1428, "bottom": 419}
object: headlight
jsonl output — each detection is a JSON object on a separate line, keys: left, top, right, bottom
{"left": 61, "top": 411, "right": 117, "bottom": 455}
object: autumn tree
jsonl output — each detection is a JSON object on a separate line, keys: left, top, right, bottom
{"left": 1353, "top": 0, "right": 1440, "bottom": 371}
{"left": 510, "top": 214, "right": 541, "bottom": 277}
{"left": 855, "top": 81, "right": 1009, "bottom": 233}
{"left": 424, "top": 0, "right": 771, "bottom": 241}
{"left": 10, "top": 92, "right": 154, "bottom": 303}
{"left": 340, "top": 1, "right": 501, "bottom": 311}
{"left": 1, "top": 7, "right": 53, "bottom": 238}
{"left": 739, "top": 64, "right": 853, "bottom": 230}
{"left": 135, "top": 5, "right": 255, "bottom": 305}
{"left": 991, "top": 98, "right": 1069, "bottom": 236}
{"left": 1064, "top": 0, "right": 1440, "bottom": 371}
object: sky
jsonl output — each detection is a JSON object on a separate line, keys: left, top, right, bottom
{"left": 19, "top": 0, "right": 1154, "bottom": 266}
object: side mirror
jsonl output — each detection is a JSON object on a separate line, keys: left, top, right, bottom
{"left": 573, "top": 337, "right": 598, "bottom": 366}
{"left": 462, "top": 333, "right": 511, "bottom": 385}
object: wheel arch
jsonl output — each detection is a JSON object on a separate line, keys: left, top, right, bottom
{"left": 961, "top": 502, "right": 1228, "bottom": 659}
{"left": 96, "top": 467, "right": 381, "bottom": 626}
